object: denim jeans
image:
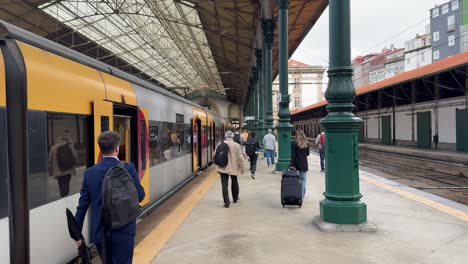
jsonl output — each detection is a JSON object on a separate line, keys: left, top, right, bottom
{"left": 299, "top": 171, "right": 307, "bottom": 198}
{"left": 319, "top": 148, "right": 325, "bottom": 171}
{"left": 264, "top": 149, "right": 275, "bottom": 166}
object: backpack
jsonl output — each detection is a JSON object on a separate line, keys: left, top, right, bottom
{"left": 101, "top": 162, "right": 140, "bottom": 229}
{"left": 233, "top": 134, "right": 241, "bottom": 144}
{"left": 214, "top": 142, "right": 229, "bottom": 168}
{"left": 320, "top": 133, "right": 325, "bottom": 146}
{"left": 245, "top": 140, "right": 256, "bottom": 156}
{"left": 56, "top": 144, "right": 76, "bottom": 171}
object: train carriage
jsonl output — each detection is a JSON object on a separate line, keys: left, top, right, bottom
{"left": 0, "top": 21, "right": 227, "bottom": 263}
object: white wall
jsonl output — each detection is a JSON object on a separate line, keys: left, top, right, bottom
{"left": 367, "top": 115, "right": 379, "bottom": 139}
{"left": 395, "top": 110, "right": 412, "bottom": 140}
{"left": 439, "top": 105, "right": 460, "bottom": 143}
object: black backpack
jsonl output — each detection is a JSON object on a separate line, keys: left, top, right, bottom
{"left": 101, "top": 162, "right": 140, "bottom": 229}
{"left": 214, "top": 142, "right": 229, "bottom": 168}
{"left": 233, "top": 134, "right": 241, "bottom": 144}
{"left": 56, "top": 144, "right": 76, "bottom": 171}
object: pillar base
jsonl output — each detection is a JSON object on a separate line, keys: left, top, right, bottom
{"left": 275, "top": 160, "right": 289, "bottom": 171}
{"left": 313, "top": 215, "right": 376, "bottom": 232}
{"left": 320, "top": 199, "right": 367, "bottom": 224}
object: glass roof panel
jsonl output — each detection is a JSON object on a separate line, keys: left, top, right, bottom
{"left": 40, "top": 0, "right": 224, "bottom": 92}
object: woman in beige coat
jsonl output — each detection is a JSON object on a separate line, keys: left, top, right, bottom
{"left": 216, "top": 130, "right": 245, "bottom": 208}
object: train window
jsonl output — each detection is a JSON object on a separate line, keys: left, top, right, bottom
{"left": 45, "top": 113, "right": 91, "bottom": 204}
{"left": 0, "top": 108, "right": 7, "bottom": 219}
{"left": 148, "top": 121, "right": 192, "bottom": 167}
{"left": 26, "top": 112, "right": 92, "bottom": 208}
{"left": 176, "top": 114, "right": 184, "bottom": 123}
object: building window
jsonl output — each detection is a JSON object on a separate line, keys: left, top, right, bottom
{"left": 433, "top": 50, "right": 440, "bottom": 60}
{"left": 294, "top": 97, "right": 301, "bottom": 108}
{"left": 448, "top": 35, "right": 455, "bottom": 46}
{"left": 432, "top": 7, "right": 439, "bottom": 18}
{"left": 448, "top": 15, "right": 455, "bottom": 31}
{"left": 442, "top": 4, "right": 449, "bottom": 14}
{"left": 452, "top": 0, "right": 459, "bottom": 10}
{"left": 407, "top": 57, "right": 411, "bottom": 64}
{"left": 421, "top": 52, "right": 425, "bottom": 62}
{"left": 433, "top": 31, "right": 440, "bottom": 42}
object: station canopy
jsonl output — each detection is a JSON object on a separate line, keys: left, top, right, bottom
{"left": 0, "top": 0, "right": 328, "bottom": 103}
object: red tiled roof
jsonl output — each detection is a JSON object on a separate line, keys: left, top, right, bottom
{"left": 288, "top": 59, "right": 310, "bottom": 67}
{"left": 292, "top": 51, "right": 468, "bottom": 115}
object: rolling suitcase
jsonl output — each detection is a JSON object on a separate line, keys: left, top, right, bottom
{"left": 281, "top": 170, "right": 302, "bottom": 208}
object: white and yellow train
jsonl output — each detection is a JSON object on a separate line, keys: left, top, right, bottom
{"left": 0, "top": 21, "right": 229, "bottom": 263}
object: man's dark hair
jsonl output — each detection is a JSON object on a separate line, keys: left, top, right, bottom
{"left": 98, "top": 131, "right": 120, "bottom": 155}
{"left": 250, "top": 131, "right": 256, "bottom": 138}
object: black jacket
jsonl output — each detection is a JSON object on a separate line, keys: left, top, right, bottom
{"left": 245, "top": 136, "right": 260, "bottom": 155}
{"left": 290, "top": 141, "right": 310, "bottom": 171}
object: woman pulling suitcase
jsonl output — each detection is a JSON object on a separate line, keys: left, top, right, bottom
{"left": 290, "top": 129, "right": 310, "bottom": 199}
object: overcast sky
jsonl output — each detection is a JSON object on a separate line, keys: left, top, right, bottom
{"left": 293, "top": 0, "right": 442, "bottom": 106}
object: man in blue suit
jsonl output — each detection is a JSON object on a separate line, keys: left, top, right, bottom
{"left": 74, "top": 131, "right": 145, "bottom": 263}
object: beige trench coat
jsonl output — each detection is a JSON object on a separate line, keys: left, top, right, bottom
{"left": 216, "top": 138, "right": 245, "bottom": 176}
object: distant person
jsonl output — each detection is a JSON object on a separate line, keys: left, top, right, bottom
{"left": 242, "top": 128, "right": 249, "bottom": 143}
{"left": 244, "top": 131, "right": 260, "bottom": 179}
{"left": 290, "top": 129, "right": 310, "bottom": 199}
{"left": 215, "top": 131, "right": 245, "bottom": 208}
{"left": 48, "top": 130, "right": 78, "bottom": 197}
{"left": 262, "top": 129, "right": 276, "bottom": 167}
{"left": 74, "top": 131, "right": 145, "bottom": 264}
{"left": 233, "top": 128, "right": 242, "bottom": 145}
{"left": 315, "top": 130, "right": 326, "bottom": 172}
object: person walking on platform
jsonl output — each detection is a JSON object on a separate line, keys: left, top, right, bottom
{"left": 290, "top": 130, "right": 310, "bottom": 199}
{"left": 215, "top": 130, "right": 245, "bottom": 208}
{"left": 74, "top": 131, "right": 145, "bottom": 264}
{"left": 315, "top": 130, "right": 326, "bottom": 172}
{"left": 262, "top": 129, "right": 276, "bottom": 167}
{"left": 233, "top": 128, "right": 243, "bottom": 145}
{"left": 245, "top": 131, "right": 260, "bottom": 179}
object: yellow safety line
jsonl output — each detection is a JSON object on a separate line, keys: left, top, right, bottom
{"left": 133, "top": 170, "right": 219, "bottom": 263}
{"left": 361, "top": 175, "right": 468, "bottom": 222}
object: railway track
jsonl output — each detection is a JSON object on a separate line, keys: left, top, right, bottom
{"left": 359, "top": 156, "right": 468, "bottom": 206}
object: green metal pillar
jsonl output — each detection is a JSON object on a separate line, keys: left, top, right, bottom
{"left": 252, "top": 68, "right": 259, "bottom": 132}
{"left": 275, "top": 0, "right": 293, "bottom": 171}
{"left": 263, "top": 19, "right": 275, "bottom": 131}
{"left": 256, "top": 48, "right": 264, "bottom": 137}
{"left": 319, "top": 0, "right": 367, "bottom": 224}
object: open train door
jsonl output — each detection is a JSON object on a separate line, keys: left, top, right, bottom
{"left": 137, "top": 108, "right": 150, "bottom": 206}
{"left": 93, "top": 100, "right": 113, "bottom": 162}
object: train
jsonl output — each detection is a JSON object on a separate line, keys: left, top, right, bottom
{"left": 0, "top": 21, "right": 229, "bottom": 263}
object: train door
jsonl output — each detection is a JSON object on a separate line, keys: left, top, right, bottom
{"left": 137, "top": 108, "right": 150, "bottom": 206}
{"left": 192, "top": 118, "right": 202, "bottom": 171}
{"left": 93, "top": 100, "right": 113, "bottom": 162}
{"left": 456, "top": 109, "right": 468, "bottom": 151}
{"left": 212, "top": 122, "right": 216, "bottom": 154}
{"left": 381, "top": 115, "right": 391, "bottom": 145}
{"left": 93, "top": 101, "right": 149, "bottom": 205}
{"left": 417, "top": 111, "right": 431, "bottom": 148}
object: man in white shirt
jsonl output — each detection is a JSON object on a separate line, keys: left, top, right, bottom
{"left": 262, "top": 129, "right": 276, "bottom": 167}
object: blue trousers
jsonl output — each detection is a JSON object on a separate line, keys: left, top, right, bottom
{"left": 96, "top": 231, "right": 135, "bottom": 264}
{"left": 319, "top": 148, "right": 325, "bottom": 171}
{"left": 299, "top": 171, "right": 307, "bottom": 198}
{"left": 264, "top": 149, "right": 275, "bottom": 166}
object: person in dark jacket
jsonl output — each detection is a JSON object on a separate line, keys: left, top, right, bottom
{"left": 290, "top": 129, "right": 310, "bottom": 198}
{"left": 74, "top": 131, "right": 145, "bottom": 264}
{"left": 244, "top": 131, "right": 260, "bottom": 179}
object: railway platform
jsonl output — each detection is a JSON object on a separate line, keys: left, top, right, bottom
{"left": 131, "top": 154, "right": 468, "bottom": 264}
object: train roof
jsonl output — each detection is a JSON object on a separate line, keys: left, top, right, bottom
{"left": 0, "top": 20, "right": 223, "bottom": 120}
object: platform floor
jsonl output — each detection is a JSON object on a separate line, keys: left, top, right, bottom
{"left": 135, "top": 154, "right": 468, "bottom": 264}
